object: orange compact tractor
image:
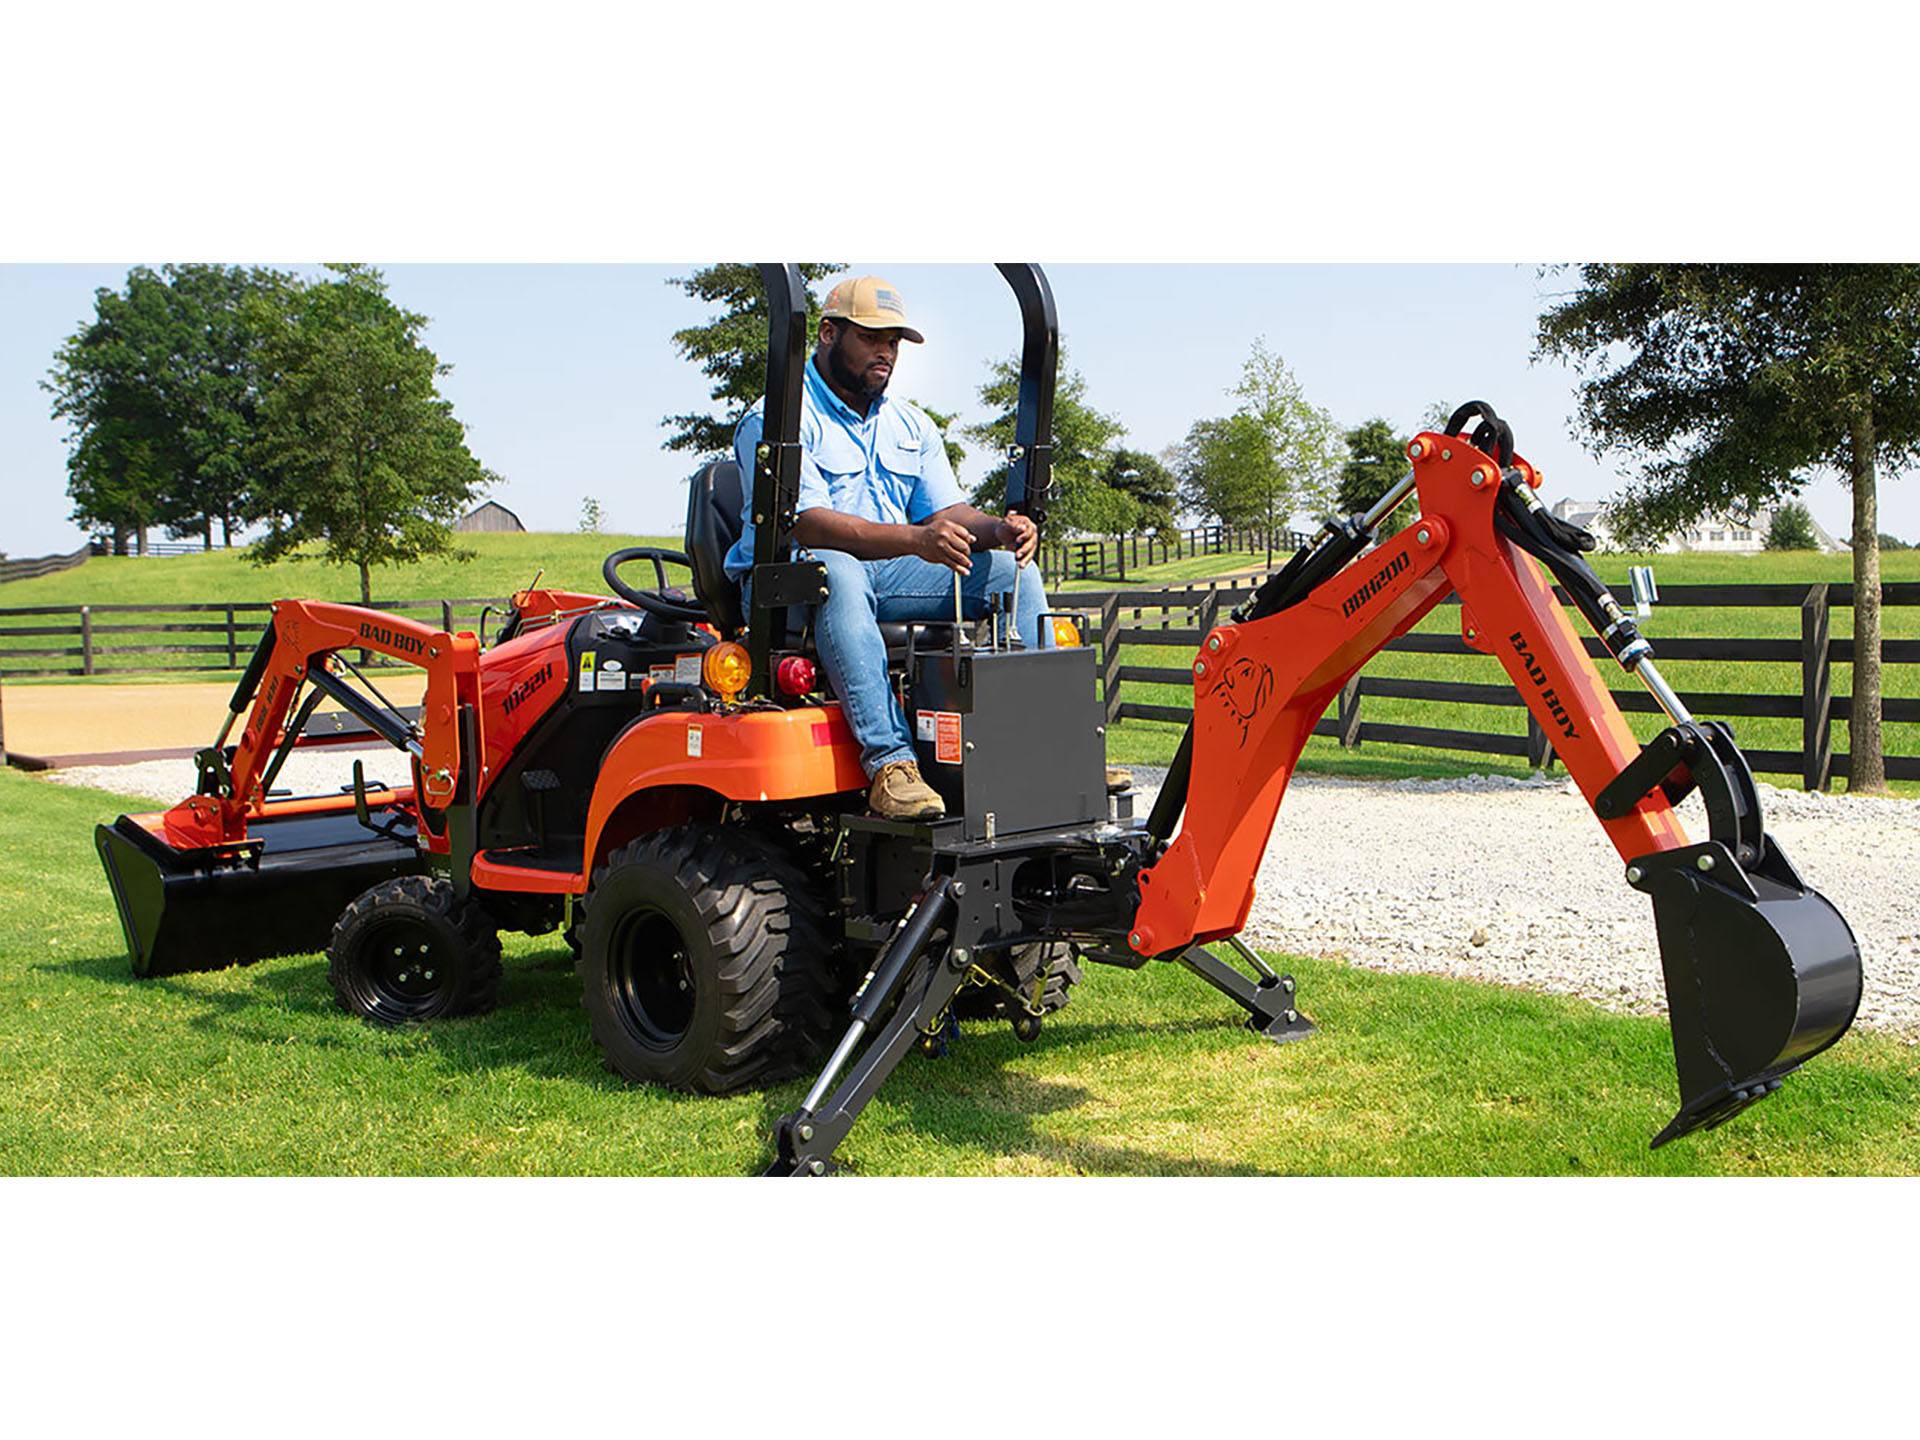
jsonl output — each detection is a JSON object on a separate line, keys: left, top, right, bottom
{"left": 97, "top": 265, "right": 1863, "bottom": 1173}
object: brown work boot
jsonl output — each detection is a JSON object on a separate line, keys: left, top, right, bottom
{"left": 869, "top": 760, "right": 946, "bottom": 821}
{"left": 1106, "top": 766, "right": 1133, "bottom": 793}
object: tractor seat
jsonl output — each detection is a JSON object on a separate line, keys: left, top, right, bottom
{"left": 683, "top": 459, "right": 951, "bottom": 657}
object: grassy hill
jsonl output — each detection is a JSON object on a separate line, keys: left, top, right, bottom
{"left": 0, "top": 531, "right": 688, "bottom": 608}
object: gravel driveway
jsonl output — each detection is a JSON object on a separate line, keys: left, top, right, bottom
{"left": 1130, "top": 767, "right": 1920, "bottom": 1037}
{"left": 50, "top": 751, "right": 1920, "bottom": 1035}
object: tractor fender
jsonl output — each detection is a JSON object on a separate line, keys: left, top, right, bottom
{"left": 580, "top": 705, "right": 866, "bottom": 873}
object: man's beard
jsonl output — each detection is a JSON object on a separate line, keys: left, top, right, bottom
{"left": 827, "top": 332, "right": 890, "bottom": 399}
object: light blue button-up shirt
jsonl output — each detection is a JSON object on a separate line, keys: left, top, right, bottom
{"left": 722, "top": 357, "right": 965, "bottom": 580}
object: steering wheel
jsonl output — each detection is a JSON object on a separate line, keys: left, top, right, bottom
{"left": 602, "top": 547, "right": 708, "bottom": 623}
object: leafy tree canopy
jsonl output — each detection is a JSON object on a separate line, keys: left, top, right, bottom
{"left": 966, "top": 347, "right": 1128, "bottom": 534}
{"left": 1338, "top": 417, "right": 1418, "bottom": 532}
{"left": 1101, "top": 447, "right": 1178, "bottom": 536}
{"left": 662, "top": 263, "right": 841, "bottom": 458}
{"left": 1179, "top": 339, "right": 1343, "bottom": 530}
{"left": 1174, "top": 411, "right": 1278, "bottom": 528}
{"left": 248, "top": 265, "right": 491, "bottom": 604}
{"left": 1765, "top": 500, "right": 1819, "bottom": 550}
{"left": 1536, "top": 263, "right": 1920, "bottom": 791}
{"left": 45, "top": 263, "right": 293, "bottom": 551}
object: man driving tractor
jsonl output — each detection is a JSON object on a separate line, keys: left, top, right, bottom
{"left": 723, "top": 274, "right": 1116, "bottom": 821}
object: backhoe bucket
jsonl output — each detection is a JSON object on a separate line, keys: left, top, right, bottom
{"left": 1639, "top": 838, "right": 1862, "bottom": 1147}
{"left": 96, "top": 801, "right": 425, "bottom": 978}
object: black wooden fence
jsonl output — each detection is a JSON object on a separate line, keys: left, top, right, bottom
{"left": 0, "top": 545, "right": 93, "bottom": 585}
{"left": 1041, "top": 525, "right": 1315, "bottom": 585}
{"left": 0, "top": 597, "right": 503, "bottom": 678}
{"left": 1069, "top": 579, "right": 1919, "bottom": 791}
{"left": 4, "top": 580, "right": 1914, "bottom": 791}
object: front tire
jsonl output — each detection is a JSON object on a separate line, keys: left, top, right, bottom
{"left": 328, "top": 876, "right": 503, "bottom": 1025}
{"left": 576, "top": 825, "right": 837, "bottom": 1095}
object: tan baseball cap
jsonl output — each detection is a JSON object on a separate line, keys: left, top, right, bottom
{"left": 822, "top": 275, "right": 925, "bottom": 343}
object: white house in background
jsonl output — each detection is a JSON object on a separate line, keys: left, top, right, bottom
{"left": 1549, "top": 498, "right": 1846, "bottom": 554}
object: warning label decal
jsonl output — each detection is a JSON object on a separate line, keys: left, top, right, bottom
{"left": 934, "top": 712, "right": 963, "bottom": 765}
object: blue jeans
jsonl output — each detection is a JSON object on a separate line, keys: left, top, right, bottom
{"left": 806, "top": 548, "right": 1054, "bottom": 777}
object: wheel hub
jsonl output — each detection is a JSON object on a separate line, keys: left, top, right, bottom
{"left": 362, "top": 919, "right": 452, "bottom": 1016}
{"left": 608, "top": 908, "right": 696, "bottom": 1048}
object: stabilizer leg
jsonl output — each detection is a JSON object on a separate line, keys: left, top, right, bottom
{"left": 766, "top": 876, "right": 969, "bottom": 1176}
{"left": 767, "top": 942, "right": 974, "bottom": 1176}
{"left": 1178, "top": 938, "right": 1314, "bottom": 1043}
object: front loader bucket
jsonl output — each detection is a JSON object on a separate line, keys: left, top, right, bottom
{"left": 96, "top": 801, "right": 425, "bottom": 978}
{"left": 1637, "top": 838, "right": 1862, "bottom": 1147}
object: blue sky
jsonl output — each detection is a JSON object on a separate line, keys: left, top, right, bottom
{"left": 0, "top": 263, "right": 1889, "bottom": 555}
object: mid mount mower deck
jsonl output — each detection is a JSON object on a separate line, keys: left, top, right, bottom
{"left": 96, "top": 265, "right": 1863, "bottom": 1174}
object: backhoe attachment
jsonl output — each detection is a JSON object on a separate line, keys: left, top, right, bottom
{"left": 1134, "top": 401, "right": 1862, "bottom": 1148}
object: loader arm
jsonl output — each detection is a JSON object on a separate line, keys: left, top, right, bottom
{"left": 1134, "top": 417, "right": 1860, "bottom": 1145}
{"left": 162, "top": 599, "right": 481, "bottom": 853}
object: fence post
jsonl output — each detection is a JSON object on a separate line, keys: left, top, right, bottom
{"left": 1114, "top": 535, "right": 1126, "bottom": 582}
{"left": 0, "top": 667, "right": 7, "bottom": 767}
{"left": 1098, "top": 593, "right": 1124, "bottom": 726}
{"left": 225, "top": 606, "right": 238, "bottom": 668}
{"left": 81, "top": 605, "right": 94, "bottom": 677}
{"left": 1802, "top": 583, "right": 1833, "bottom": 792}
{"left": 1337, "top": 675, "right": 1363, "bottom": 746}
{"left": 1526, "top": 713, "right": 1554, "bottom": 771}
{"left": 442, "top": 600, "right": 455, "bottom": 633}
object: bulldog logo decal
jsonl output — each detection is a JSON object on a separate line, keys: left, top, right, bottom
{"left": 1211, "top": 656, "right": 1274, "bottom": 747}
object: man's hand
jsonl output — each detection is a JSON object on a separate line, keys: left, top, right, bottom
{"left": 999, "top": 512, "right": 1038, "bottom": 566}
{"left": 912, "top": 515, "right": 975, "bottom": 574}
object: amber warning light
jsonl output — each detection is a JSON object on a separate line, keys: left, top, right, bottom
{"left": 702, "top": 642, "right": 752, "bottom": 702}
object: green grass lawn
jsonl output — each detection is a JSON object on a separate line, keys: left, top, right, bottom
{"left": 4, "top": 765, "right": 1914, "bottom": 1176}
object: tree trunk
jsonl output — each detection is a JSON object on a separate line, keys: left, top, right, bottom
{"left": 203, "top": 516, "right": 214, "bottom": 551}
{"left": 113, "top": 526, "right": 129, "bottom": 556}
{"left": 1847, "top": 407, "right": 1886, "bottom": 794}
{"left": 137, "top": 525, "right": 148, "bottom": 556}
{"left": 221, "top": 513, "right": 233, "bottom": 548}
{"left": 359, "top": 562, "right": 372, "bottom": 606}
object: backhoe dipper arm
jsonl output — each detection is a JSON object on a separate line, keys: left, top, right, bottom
{"left": 1131, "top": 436, "right": 1683, "bottom": 956}
{"left": 1133, "top": 418, "right": 1860, "bottom": 1146}
{"left": 162, "top": 600, "right": 479, "bottom": 852}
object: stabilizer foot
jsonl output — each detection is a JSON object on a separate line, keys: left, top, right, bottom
{"left": 1177, "top": 943, "right": 1314, "bottom": 1043}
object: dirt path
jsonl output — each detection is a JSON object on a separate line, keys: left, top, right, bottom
{"left": 1, "top": 675, "right": 427, "bottom": 761}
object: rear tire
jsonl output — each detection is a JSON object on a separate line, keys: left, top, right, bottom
{"left": 576, "top": 824, "right": 837, "bottom": 1095}
{"left": 328, "top": 876, "right": 503, "bottom": 1025}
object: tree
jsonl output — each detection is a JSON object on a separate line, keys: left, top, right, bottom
{"left": 1101, "top": 448, "right": 1178, "bottom": 537}
{"left": 579, "top": 496, "right": 605, "bottom": 534}
{"left": 45, "top": 264, "right": 290, "bottom": 553}
{"left": 1174, "top": 412, "right": 1278, "bottom": 527}
{"left": 965, "top": 348, "right": 1127, "bottom": 534}
{"left": 1231, "top": 338, "right": 1344, "bottom": 523}
{"left": 1537, "top": 264, "right": 1920, "bottom": 792}
{"left": 1338, "top": 417, "right": 1418, "bottom": 532}
{"left": 1765, "top": 500, "right": 1819, "bottom": 551}
{"left": 662, "top": 263, "right": 842, "bottom": 458}
{"left": 248, "top": 265, "right": 491, "bottom": 604}
{"left": 1877, "top": 531, "right": 1912, "bottom": 551}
